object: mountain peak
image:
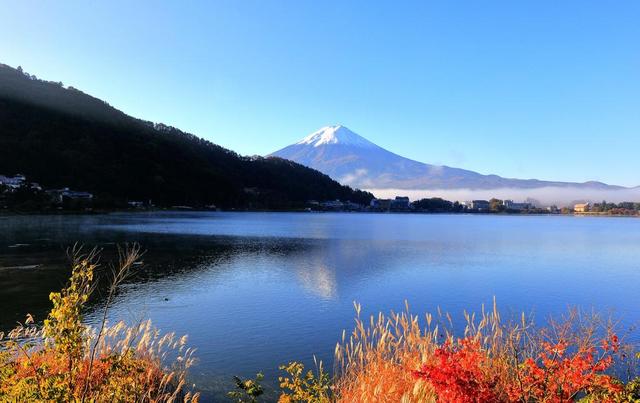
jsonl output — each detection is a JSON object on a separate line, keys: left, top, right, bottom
{"left": 271, "top": 125, "right": 633, "bottom": 205}
{"left": 296, "top": 125, "right": 377, "bottom": 148}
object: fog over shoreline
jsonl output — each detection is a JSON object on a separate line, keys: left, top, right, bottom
{"left": 367, "top": 187, "right": 640, "bottom": 206}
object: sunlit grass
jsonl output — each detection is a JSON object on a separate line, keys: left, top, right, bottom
{"left": 330, "top": 300, "right": 639, "bottom": 402}
{"left": 0, "top": 245, "right": 199, "bottom": 402}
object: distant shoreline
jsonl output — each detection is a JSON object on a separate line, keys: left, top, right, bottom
{"left": 1, "top": 208, "right": 638, "bottom": 218}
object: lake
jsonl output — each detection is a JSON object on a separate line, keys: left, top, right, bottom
{"left": 1, "top": 212, "right": 639, "bottom": 401}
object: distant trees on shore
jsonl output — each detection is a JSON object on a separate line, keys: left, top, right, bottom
{"left": 411, "top": 197, "right": 464, "bottom": 212}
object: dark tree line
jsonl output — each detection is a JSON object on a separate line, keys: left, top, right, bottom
{"left": 411, "top": 197, "right": 464, "bottom": 212}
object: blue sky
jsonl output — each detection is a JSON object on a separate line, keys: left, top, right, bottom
{"left": 1, "top": 1, "right": 639, "bottom": 186}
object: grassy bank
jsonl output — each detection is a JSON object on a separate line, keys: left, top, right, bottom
{"left": 239, "top": 302, "right": 640, "bottom": 402}
{"left": 0, "top": 246, "right": 199, "bottom": 402}
{"left": 329, "top": 302, "right": 639, "bottom": 402}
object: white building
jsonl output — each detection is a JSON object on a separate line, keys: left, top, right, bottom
{"left": 504, "top": 200, "right": 532, "bottom": 211}
{"left": 0, "top": 174, "right": 26, "bottom": 189}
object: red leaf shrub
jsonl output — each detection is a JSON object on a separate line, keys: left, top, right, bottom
{"left": 506, "top": 334, "right": 622, "bottom": 402}
{"left": 412, "top": 338, "right": 500, "bottom": 402}
{"left": 413, "top": 334, "right": 623, "bottom": 402}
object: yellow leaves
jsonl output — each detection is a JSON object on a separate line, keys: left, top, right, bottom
{"left": 42, "top": 257, "right": 95, "bottom": 363}
{"left": 1, "top": 248, "right": 198, "bottom": 403}
{"left": 278, "top": 360, "right": 332, "bottom": 403}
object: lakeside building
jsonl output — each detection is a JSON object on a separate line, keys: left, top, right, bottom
{"left": 470, "top": 200, "right": 490, "bottom": 211}
{"left": 370, "top": 197, "right": 412, "bottom": 211}
{"left": 1, "top": 174, "right": 93, "bottom": 204}
{"left": 390, "top": 196, "right": 411, "bottom": 210}
{"left": 0, "top": 174, "right": 26, "bottom": 190}
{"left": 46, "top": 188, "right": 94, "bottom": 205}
{"left": 574, "top": 203, "right": 590, "bottom": 213}
{"left": 127, "top": 200, "right": 145, "bottom": 209}
{"left": 504, "top": 200, "right": 532, "bottom": 211}
{"left": 343, "top": 201, "right": 364, "bottom": 211}
{"left": 307, "top": 199, "right": 363, "bottom": 211}
{"left": 370, "top": 198, "right": 392, "bottom": 211}
{"left": 320, "top": 200, "right": 344, "bottom": 210}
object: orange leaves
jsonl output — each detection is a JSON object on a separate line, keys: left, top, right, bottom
{"left": 335, "top": 303, "right": 633, "bottom": 402}
{"left": 602, "top": 333, "right": 620, "bottom": 354}
{"left": 506, "top": 334, "right": 623, "bottom": 402}
{"left": 7, "top": 349, "right": 165, "bottom": 399}
{"left": 411, "top": 334, "right": 623, "bottom": 403}
{"left": 0, "top": 249, "right": 199, "bottom": 402}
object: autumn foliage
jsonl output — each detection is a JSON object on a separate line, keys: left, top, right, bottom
{"left": 0, "top": 246, "right": 199, "bottom": 402}
{"left": 332, "top": 301, "right": 639, "bottom": 402}
{"left": 410, "top": 335, "right": 622, "bottom": 402}
{"left": 411, "top": 338, "right": 500, "bottom": 402}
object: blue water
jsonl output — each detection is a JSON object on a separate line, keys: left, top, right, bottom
{"left": 1, "top": 212, "right": 639, "bottom": 400}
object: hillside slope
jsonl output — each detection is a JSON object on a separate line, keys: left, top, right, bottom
{"left": 0, "top": 64, "right": 372, "bottom": 208}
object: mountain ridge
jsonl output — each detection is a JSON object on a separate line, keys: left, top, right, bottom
{"left": 271, "top": 125, "right": 630, "bottom": 192}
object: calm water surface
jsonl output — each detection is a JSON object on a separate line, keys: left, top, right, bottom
{"left": 1, "top": 212, "right": 639, "bottom": 401}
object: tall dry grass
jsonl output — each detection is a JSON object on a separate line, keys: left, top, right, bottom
{"left": 332, "top": 300, "right": 637, "bottom": 402}
{"left": 0, "top": 245, "right": 199, "bottom": 402}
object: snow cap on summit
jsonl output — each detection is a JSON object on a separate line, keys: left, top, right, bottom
{"left": 296, "top": 125, "right": 377, "bottom": 148}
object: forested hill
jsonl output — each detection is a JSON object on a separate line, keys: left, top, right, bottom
{"left": 0, "top": 63, "right": 373, "bottom": 208}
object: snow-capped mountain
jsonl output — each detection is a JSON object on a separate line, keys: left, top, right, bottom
{"left": 270, "top": 125, "right": 637, "bottom": 204}
{"left": 295, "top": 125, "right": 378, "bottom": 148}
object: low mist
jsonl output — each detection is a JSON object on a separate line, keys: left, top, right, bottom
{"left": 367, "top": 187, "right": 640, "bottom": 207}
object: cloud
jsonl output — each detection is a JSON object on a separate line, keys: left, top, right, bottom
{"left": 340, "top": 169, "right": 369, "bottom": 186}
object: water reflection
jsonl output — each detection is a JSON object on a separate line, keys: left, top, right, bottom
{"left": 296, "top": 263, "right": 337, "bottom": 300}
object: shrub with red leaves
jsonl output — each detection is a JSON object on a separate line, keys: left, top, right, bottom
{"left": 412, "top": 334, "right": 623, "bottom": 402}
{"left": 412, "top": 338, "right": 500, "bottom": 402}
{"left": 507, "top": 334, "right": 622, "bottom": 402}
